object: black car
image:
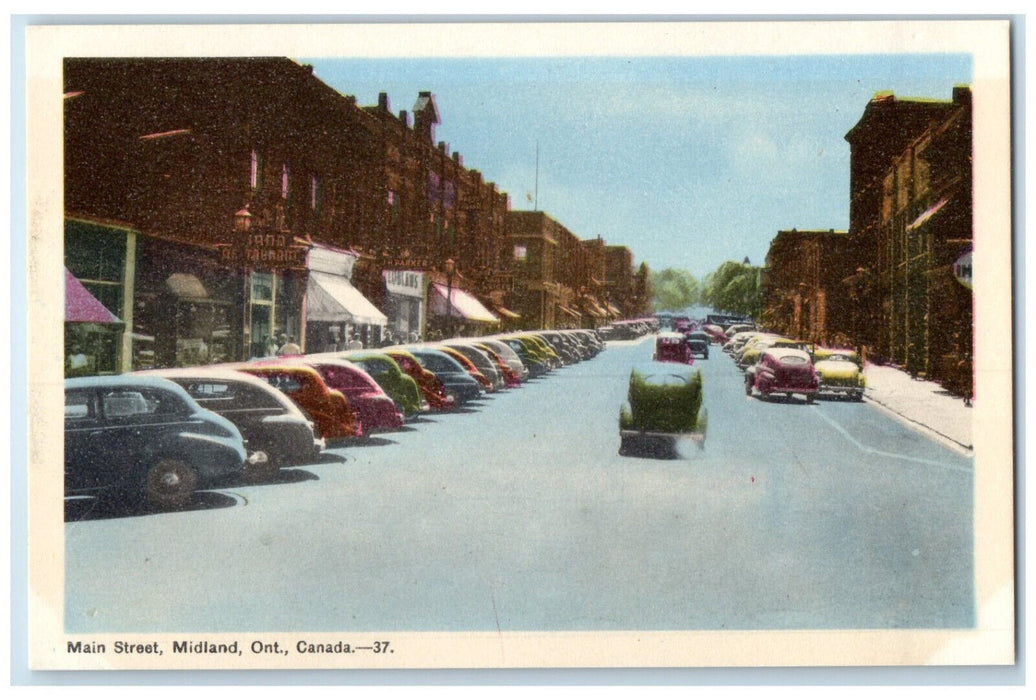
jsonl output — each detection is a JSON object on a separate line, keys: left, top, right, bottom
{"left": 407, "top": 348, "right": 484, "bottom": 404}
{"left": 142, "top": 368, "right": 325, "bottom": 479}
{"left": 684, "top": 331, "right": 710, "bottom": 359}
{"left": 65, "top": 375, "right": 247, "bottom": 509}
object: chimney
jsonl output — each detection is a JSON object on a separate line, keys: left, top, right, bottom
{"left": 438, "top": 141, "right": 447, "bottom": 153}
{"left": 398, "top": 110, "right": 409, "bottom": 128}
{"left": 378, "top": 92, "right": 390, "bottom": 112}
{"left": 452, "top": 151, "right": 463, "bottom": 166}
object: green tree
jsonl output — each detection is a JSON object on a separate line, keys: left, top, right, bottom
{"left": 649, "top": 268, "right": 700, "bottom": 311}
{"left": 703, "top": 261, "right": 763, "bottom": 318}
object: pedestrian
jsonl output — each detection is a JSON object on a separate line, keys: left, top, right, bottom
{"left": 277, "top": 335, "right": 302, "bottom": 356}
{"left": 347, "top": 333, "right": 363, "bottom": 350}
{"left": 381, "top": 330, "right": 394, "bottom": 348}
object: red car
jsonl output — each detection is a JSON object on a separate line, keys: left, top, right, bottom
{"left": 292, "top": 358, "right": 403, "bottom": 435}
{"left": 383, "top": 349, "right": 456, "bottom": 411}
{"left": 744, "top": 348, "right": 820, "bottom": 403}
{"left": 235, "top": 364, "right": 363, "bottom": 440}
{"left": 437, "top": 346, "right": 494, "bottom": 393}
{"left": 653, "top": 332, "right": 694, "bottom": 365}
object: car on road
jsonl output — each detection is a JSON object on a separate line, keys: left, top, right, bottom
{"left": 405, "top": 347, "right": 484, "bottom": 404}
{"left": 382, "top": 348, "right": 457, "bottom": 411}
{"left": 436, "top": 345, "right": 498, "bottom": 392}
{"left": 683, "top": 331, "right": 711, "bottom": 359}
{"left": 813, "top": 348, "right": 866, "bottom": 401}
{"left": 234, "top": 364, "right": 363, "bottom": 440}
{"left": 653, "top": 331, "right": 694, "bottom": 364}
{"left": 619, "top": 361, "right": 707, "bottom": 455}
{"left": 139, "top": 367, "right": 324, "bottom": 480}
{"left": 442, "top": 342, "right": 506, "bottom": 391}
{"left": 290, "top": 357, "right": 404, "bottom": 434}
{"left": 338, "top": 351, "right": 427, "bottom": 419}
{"left": 744, "top": 347, "right": 820, "bottom": 402}
{"left": 65, "top": 375, "right": 247, "bottom": 509}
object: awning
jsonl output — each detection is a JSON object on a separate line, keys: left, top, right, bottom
{"left": 494, "top": 305, "right": 521, "bottom": 320}
{"left": 430, "top": 283, "right": 499, "bottom": 323}
{"left": 907, "top": 197, "right": 950, "bottom": 231}
{"left": 606, "top": 303, "right": 622, "bottom": 316}
{"left": 166, "top": 273, "right": 209, "bottom": 300}
{"left": 581, "top": 299, "right": 607, "bottom": 318}
{"left": 306, "top": 270, "right": 387, "bottom": 325}
{"left": 65, "top": 268, "right": 121, "bottom": 324}
{"left": 557, "top": 305, "right": 582, "bottom": 320}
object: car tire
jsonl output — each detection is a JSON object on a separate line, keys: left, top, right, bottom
{"left": 145, "top": 458, "right": 198, "bottom": 509}
{"left": 618, "top": 435, "right": 630, "bottom": 456}
{"left": 853, "top": 391, "right": 864, "bottom": 402}
{"left": 806, "top": 393, "right": 816, "bottom": 404}
{"left": 744, "top": 378, "right": 753, "bottom": 396}
{"left": 245, "top": 456, "right": 281, "bottom": 483}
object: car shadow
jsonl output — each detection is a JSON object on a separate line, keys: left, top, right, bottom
{"left": 64, "top": 490, "right": 240, "bottom": 522}
{"left": 618, "top": 435, "right": 683, "bottom": 460}
{"left": 350, "top": 435, "right": 398, "bottom": 447}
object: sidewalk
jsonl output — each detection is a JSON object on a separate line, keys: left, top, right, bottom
{"left": 863, "top": 362, "right": 973, "bottom": 452}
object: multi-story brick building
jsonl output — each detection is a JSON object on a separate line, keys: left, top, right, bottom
{"left": 763, "top": 229, "right": 849, "bottom": 344}
{"left": 844, "top": 87, "right": 973, "bottom": 388}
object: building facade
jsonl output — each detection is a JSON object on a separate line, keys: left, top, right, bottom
{"left": 763, "top": 229, "right": 849, "bottom": 344}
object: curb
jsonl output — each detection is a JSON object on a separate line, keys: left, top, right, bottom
{"left": 862, "top": 392, "right": 974, "bottom": 455}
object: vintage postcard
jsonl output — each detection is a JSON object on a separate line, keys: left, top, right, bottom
{"left": 23, "top": 19, "right": 1014, "bottom": 673}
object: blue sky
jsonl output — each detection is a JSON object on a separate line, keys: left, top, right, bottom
{"left": 303, "top": 54, "right": 971, "bottom": 280}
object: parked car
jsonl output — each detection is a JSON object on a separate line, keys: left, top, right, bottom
{"left": 440, "top": 343, "right": 504, "bottom": 391}
{"left": 406, "top": 347, "right": 484, "bottom": 404}
{"left": 499, "top": 336, "right": 549, "bottom": 377}
{"left": 744, "top": 348, "right": 820, "bottom": 402}
{"left": 338, "top": 351, "right": 427, "bottom": 419}
{"left": 653, "top": 331, "right": 695, "bottom": 364}
{"left": 683, "top": 331, "right": 711, "bottom": 359}
{"left": 476, "top": 339, "right": 530, "bottom": 383}
{"left": 813, "top": 348, "right": 866, "bottom": 401}
{"left": 65, "top": 375, "right": 247, "bottom": 509}
{"left": 291, "top": 357, "right": 404, "bottom": 434}
{"left": 140, "top": 367, "right": 324, "bottom": 480}
{"left": 619, "top": 361, "right": 707, "bottom": 455}
{"left": 234, "top": 364, "right": 363, "bottom": 440}
{"left": 382, "top": 349, "right": 457, "bottom": 411}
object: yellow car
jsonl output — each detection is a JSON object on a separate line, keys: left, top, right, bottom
{"left": 813, "top": 349, "right": 866, "bottom": 401}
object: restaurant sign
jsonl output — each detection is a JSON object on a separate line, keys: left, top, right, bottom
{"left": 219, "top": 233, "right": 310, "bottom": 270}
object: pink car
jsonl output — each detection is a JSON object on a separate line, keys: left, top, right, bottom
{"left": 744, "top": 348, "right": 820, "bottom": 403}
{"left": 293, "top": 358, "right": 404, "bottom": 435}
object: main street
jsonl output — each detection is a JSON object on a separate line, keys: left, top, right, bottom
{"left": 65, "top": 336, "right": 974, "bottom": 633}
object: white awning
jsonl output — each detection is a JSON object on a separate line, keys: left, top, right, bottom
{"left": 907, "top": 197, "right": 950, "bottom": 231}
{"left": 306, "top": 271, "right": 387, "bottom": 326}
{"left": 430, "top": 283, "right": 499, "bottom": 323}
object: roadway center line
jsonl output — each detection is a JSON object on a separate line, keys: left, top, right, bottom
{"left": 811, "top": 407, "right": 973, "bottom": 474}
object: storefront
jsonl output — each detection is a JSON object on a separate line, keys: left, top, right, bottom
{"left": 428, "top": 282, "right": 499, "bottom": 338}
{"left": 64, "top": 218, "right": 135, "bottom": 374}
{"left": 306, "top": 244, "right": 388, "bottom": 351}
{"left": 383, "top": 269, "right": 427, "bottom": 343}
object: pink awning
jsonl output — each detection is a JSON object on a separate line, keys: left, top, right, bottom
{"left": 65, "top": 268, "right": 120, "bottom": 323}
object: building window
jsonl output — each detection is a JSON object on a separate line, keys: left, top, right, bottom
{"left": 250, "top": 149, "right": 261, "bottom": 190}
{"left": 514, "top": 244, "right": 527, "bottom": 262}
{"left": 281, "top": 163, "right": 289, "bottom": 200}
{"left": 311, "top": 174, "right": 319, "bottom": 211}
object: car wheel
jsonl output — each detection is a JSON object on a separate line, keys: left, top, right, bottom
{"left": 245, "top": 456, "right": 281, "bottom": 483}
{"left": 744, "top": 378, "right": 753, "bottom": 396}
{"left": 145, "top": 458, "right": 198, "bottom": 509}
{"left": 806, "top": 393, "right": 816, "bottom": 404}
{"left": 618, "top": 435, "right": 631, "bottom": 456}
{"left": 853, "top": 391, "right": 864, "bottom": 402}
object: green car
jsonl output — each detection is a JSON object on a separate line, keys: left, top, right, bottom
{"left": 337, "top": 351, "right": 427, "bottom": 418}
{"left": 619, "top": 361, "right": 707, "bottom": 456}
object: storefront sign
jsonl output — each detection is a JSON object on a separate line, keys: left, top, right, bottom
{"left": 219, "top": 233, "right": 309, "bottom": 270}
{"left": 384, "top": 269, "right": 425, "bottom": 297}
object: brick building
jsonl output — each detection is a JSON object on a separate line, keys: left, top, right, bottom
{"left": 844, "top": 87, "right": 973, "bottom": 388}
{"left": 763, "top": 229, "right": 849, "bottom": 344}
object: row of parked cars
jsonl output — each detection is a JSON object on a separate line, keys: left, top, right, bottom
{"left": 720, "top": 328, "right": 866, "bottom": 403}
{"left": 64, "top": 329, "right": 607, "bottom": 511}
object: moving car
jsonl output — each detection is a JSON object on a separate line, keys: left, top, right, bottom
{"left": 744, "top": 348, "right": 820, "bottom": 402}
{"left": 683, "top": 331, "right": 710, "bottom": 359}
{"left": 141, "top": 367, "right": 324, "bottom": 480}
{"left": 813, "top": 348, "right": 866, "bottom": 401}
{"left": 65, "top": 375, "right": 247, "bottom": 509}
{"left": 234, "top": 364, "right": 363, "bottom": 440}
{"left": 619, "top": 361, "right": 707, "bottom": 455}
{"left": 653, "top": 331, "right": 694, "bottom": 364}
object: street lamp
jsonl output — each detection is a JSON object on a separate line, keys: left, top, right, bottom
{"left": 234, "top": 206, "right": 253, "bottom": 359}
{"left": 444, "top": 258, "right": 455, "bottom": 339}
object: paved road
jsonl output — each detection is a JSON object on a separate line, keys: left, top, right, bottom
{"left": 65, "top": 337, "right": 974, "bottom": 633}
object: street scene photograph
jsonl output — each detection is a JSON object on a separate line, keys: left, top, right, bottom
{"left": 24, "top": 20, "right": 1014, "bottom": 671}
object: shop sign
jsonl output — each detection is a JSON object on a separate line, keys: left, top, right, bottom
{"left": 219, "top": 233, "right": 309, "bottom": 270}
{"left": 384, "top": 269, "right": 425, "bottom": 297}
